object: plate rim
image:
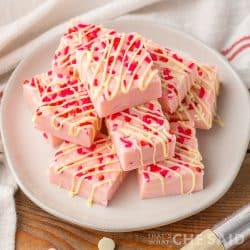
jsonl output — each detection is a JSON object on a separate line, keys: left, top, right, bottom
{"left": 1, "top": 19, "right": 250, "bottom": 232}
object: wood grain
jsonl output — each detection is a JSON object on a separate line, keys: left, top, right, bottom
{"left": 15, "top": 153, "right": 250, "bottom": 250}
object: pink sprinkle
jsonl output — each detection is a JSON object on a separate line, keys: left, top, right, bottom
{"left": 77, "top": 166, "right": 83, "bottom": 171}
{"left": 101, "top": 41, "right": 106, "bottom": 48}
{"left": 55, "top": 150, "right": 63, "bottom": 157}
{"left": 112, "top": 123, "right": 118, "bottom": 131}
{"left": 57, "top": 73, "right": 63, "bottom": 78}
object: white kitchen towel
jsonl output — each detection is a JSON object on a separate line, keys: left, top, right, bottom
{"left": 0, "top": 0, "right": 250, "bottom": 87}
{"left": 0, "top": 0, "right": 249, "bottom": 249}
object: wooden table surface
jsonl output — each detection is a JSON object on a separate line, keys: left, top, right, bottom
{"left": 15, "top": 146, "right": 250, "bottom": 250}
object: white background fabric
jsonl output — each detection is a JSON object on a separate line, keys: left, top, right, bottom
{"left": 0, "top": 0, "right": 249, "bottom": 249}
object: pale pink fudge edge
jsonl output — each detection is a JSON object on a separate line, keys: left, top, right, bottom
{"left": 23, "top": 85, "right": 62, "bottom": 147}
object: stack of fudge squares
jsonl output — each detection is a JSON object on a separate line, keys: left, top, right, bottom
{"left": 23, "top": 21, "right": 220, "bottom": 207}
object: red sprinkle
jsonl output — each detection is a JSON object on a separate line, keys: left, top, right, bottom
{"left": 113, "top": 37, "right": 121, "bottom": 50}
{"left": 177, "top": 126, "right": 192, "bottom": 136}
{"left": 195, "top": 167, "right": 202, "bottom": 173}
{"left": 159, "top": 56, "right": 168, "bottom": 62}
{"left": 160, "top": 169, "right": 169, "bottom": 177}
{"left": 143, "top": 172, "right": 150, "bottom": 182}
{"left": 55, "top": 150, "right": 63, "bottom": 157}
{"left": 98, "top": 175, "right": 105, "bottom": 181}
{"left": 171, "top": 166, "right": 180, "bottom": 171}
{"left": 148, "top": 103, "right": 154, "bottom": 110}
{"left": 188, "top": 62, "right": 195, "bottom": 69}
{"left": 63, "top": 46, "right": 70, "bottom": 55}
{"left": 87, "top": 144, "right": 96, "bottom": 152}
{"left": 177, "top": 136, "right": 185, "bottom": 144}
{"left": 110, "top": 112, "right": 122, "bottom": 120}
{"left": 145, "top": 56, "right": 151, "bottom": 64}
{"left": 120, "top": 137, "right": 132, "bottom": 148}
{"left": 76, "top": 172, "right": 84, "bottom": 177}
{"left": 154, "top": 48, "right": 163, "bottom": 54}
{"left": 143, "top": 115, "right": 164, "bottom": 126}
{"left": 133, "top": 74, "right": 139, "bottom": 80}
{"left": 150, "top": 164, "right": 161, "bottom": 172}
{"left": 93, "top": 79, "right": 98, "bottom": 86}
{"left": 150, "top": 53, "right": 157, "bottom": 61}
{"left": 172, "top": 54, "right": 183, "bottom": 62}
{"left": 108, "top": 56, "right": 114, "bottom": 66}
{"left": 42, "top": 133, "right": 48, "bottom": 139}
{"left": 199, "top": 86, "right": 206, "bottom": 98}
{"left": 128, "top": 61, "right": 138, "bottom": 72}
{"left": 124, "top": 116, "right": 131, "bottom": 123}
{"left": 77, "top": 148, "right": 85, "bottom": 155}
{"left": 78, "top": 23, "right": 87, "bottom": 28}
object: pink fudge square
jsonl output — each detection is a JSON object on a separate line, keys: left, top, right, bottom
{"left": 76, "top": 33, "right": 162, "bottom": 117}
{"left": 167, "top": 65, "right": 220, "bottom": 129}
{"left": 49, "top": 134, "right": 126, "bottom": 206}
{"left": 33, "top": 74, "right": 101, "bottom": 147}
{"left": 138, "top": 121, "right": 204, "bottom": 199}
{"left": 52, "top": 22, "right": 115, "bottom": 77}
{"left": 106, "top": 100, "right": 176, "bottom": 171}
{"left": 145, "top": 40, "right": 198, "bottom": 113}
{"left": 23, "top": 71, "right": 62, "bottom": 147}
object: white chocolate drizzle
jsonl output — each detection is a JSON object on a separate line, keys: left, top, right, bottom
{"left": 145, "top": 40, "right": 195, "bottom": 107}
{"left": 167, "top": 64, "right": 221, "bottom": 129}
{"left": 52, "top": 136, "right": 122, "bottom": 206}
{"left": 141, "top": 121, "right": 204, "bottom": 195}
{"left": 34, "top": 75, "right": 101, "bottom": 138}
{"left": 78, "top": 33, "right": 159, "bottom": 101}
{"left": 107, "top": 100, "right": 175, "bottom": 167}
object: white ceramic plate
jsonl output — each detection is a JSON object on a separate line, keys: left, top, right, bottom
{"left": 1, "top": 20, "right": 250, "bottom": 232}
